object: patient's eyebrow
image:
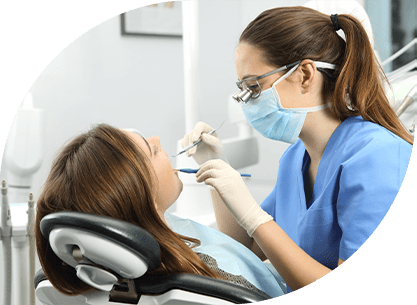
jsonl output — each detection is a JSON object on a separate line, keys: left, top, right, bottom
{"left": 141, "top": 136, "right": 152, "bottom": 156}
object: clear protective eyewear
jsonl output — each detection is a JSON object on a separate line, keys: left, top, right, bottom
{"left": 232, "top": 60, "right": 301, "bottom": 104}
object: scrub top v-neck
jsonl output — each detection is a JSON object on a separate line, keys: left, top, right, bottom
{"left": 261, "top": 116, "right": 412, "bottom": 274}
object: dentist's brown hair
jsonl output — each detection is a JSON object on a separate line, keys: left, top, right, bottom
{"left": 35, "top": 124, "right": 223, "bottom": 296}
{"left": 240, "top": 6, "right": 413, "bottom": 145}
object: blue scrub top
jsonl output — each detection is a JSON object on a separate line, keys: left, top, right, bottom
{"left": 261, "top": 116, "right": 412, "bottom": 289}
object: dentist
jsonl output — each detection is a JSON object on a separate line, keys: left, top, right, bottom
{"left": 180, "top": 7, "right": 413, "bottom": 292}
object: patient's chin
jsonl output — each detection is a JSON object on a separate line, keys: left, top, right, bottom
{"left": 177, "top": 179, "right": 184, "bottom": 196}
{"left": 177, "top": 179, "right": 184, "bottom": 194}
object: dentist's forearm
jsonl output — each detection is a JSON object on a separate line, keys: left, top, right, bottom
{"left": 252, "top": 220, "right": 332, "bottom": 291}
{"left": 210, "top": 189, "right": 251, "bottom": 245}
{"left": 209, "top": 189, "right": 267, "bottom": 260}
{"left": 208, "top": 186, "right": 267, "bottom": 260}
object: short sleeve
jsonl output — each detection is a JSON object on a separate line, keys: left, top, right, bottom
{"left": 337, "top": 140, "right": 412, "bottom": 260}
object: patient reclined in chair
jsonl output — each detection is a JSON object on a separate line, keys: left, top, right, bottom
{"left": 35, "top": 211, "right": 283, "bottom": 305}
{"left": 34, "top": 124, "right": 284, "bottom": 304}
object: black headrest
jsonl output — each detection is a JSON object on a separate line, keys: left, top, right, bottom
{"left": 34, "top": 269, "right": 48, "bottom": 290}
{"left": 40, "top": 211, "right": 160, "bottom": 270}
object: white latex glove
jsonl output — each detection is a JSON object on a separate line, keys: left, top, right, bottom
{"left": 180, "top": 122, "right": 228, "bottom": 165}
{"left": 196, "top": 159, "right": 273, "bottom": 236}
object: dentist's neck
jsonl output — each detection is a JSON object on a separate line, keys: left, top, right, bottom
{"left": 299, "top": 107, "right": 341, "bottom": 164}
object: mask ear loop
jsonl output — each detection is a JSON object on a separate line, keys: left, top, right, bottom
{"left": 272, "top": 63, "right": 300, "bottom": 87}
{"left": 271, "top": 64, "right": 300, "bottom": 107}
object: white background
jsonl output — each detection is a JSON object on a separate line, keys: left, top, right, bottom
{"left": 2, "top": 0, "right": 413, "bottom": 206}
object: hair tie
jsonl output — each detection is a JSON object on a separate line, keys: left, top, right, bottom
{"left": 330, "top": 14, "right": 340, "bottom": 31}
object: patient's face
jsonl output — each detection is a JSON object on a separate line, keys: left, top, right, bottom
{"left": 125, "top": 131, "right": 183, "bottom": 214}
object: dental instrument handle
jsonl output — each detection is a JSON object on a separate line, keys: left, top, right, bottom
{"left": 1, "top": 180, "right": 11, "bottom": 229}
{"left": 396, "top": 85, "right": 417, "bottom": 117}
{"left": 177, "top": 168, "right": 251, "bottom": 178}
{"left": 175, "top": 128, "right": 217, "bottom": 157}
{"left": 1, "top": 180, "right": 12, "bottom": 305}
{"left": 28, "top": 193, "right": 36, "bottom": 305}
{"left": 173, "top": 120, "right": 225, "bottom": 158}
{"left": 396, "top": 96, "right": 414, "bottom": 117}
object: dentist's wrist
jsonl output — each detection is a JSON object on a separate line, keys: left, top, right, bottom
{"left": 238, "top": 204, "right": 273, "bottom": 237}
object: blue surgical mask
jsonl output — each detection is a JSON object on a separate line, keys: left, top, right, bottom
{"left": 241, "top": 62, "right": 335, "bottom": 144}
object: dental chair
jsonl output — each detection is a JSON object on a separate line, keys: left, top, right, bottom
{"left": 34, "top": 212, "right": 271, "bottom": 305}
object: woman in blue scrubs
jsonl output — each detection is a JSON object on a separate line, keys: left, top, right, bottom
{"left": 180, "top": 7, "right": 413, "bottom": 293}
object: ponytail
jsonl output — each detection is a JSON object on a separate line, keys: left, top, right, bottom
{"left": 334, "top": 14, "right": 413, "bottom": 144}
{"left": 240, "top": 6, "right": 413, "bottom": 145}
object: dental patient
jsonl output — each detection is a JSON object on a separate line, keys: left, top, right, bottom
{"left": 35, "top": 124, "right": 284, "bottom": 299}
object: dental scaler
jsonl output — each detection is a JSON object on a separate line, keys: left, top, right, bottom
{"left": 172, "top": 121, "right": 225, "bottom": 158}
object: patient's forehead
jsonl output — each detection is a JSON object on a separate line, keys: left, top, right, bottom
{"left": 122, "top": 130, "right": 149, "bottom": 153}
{"left": 122, "top": 129, "right": 139, "bottom": 143}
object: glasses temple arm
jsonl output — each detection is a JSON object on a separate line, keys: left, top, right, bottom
{"left": 237, "top": 60, "right": 303, "bottom": 85}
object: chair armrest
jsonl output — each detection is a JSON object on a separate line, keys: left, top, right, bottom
{"left": 35, "top": 269, "right": 271, "bottom": 304}
{"left": 135, "top": 273, "right": 271, "bottom": 304}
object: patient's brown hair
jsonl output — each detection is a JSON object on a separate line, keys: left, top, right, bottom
{"left": 35, "top": 124, "right": 223, "bottom": 296}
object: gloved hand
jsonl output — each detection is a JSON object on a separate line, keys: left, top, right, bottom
{"left": 180, "top": 122, "right": 228, "bottom": 165}
{"left": 196, "top": 159, "right": 273, "bottom": 236}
